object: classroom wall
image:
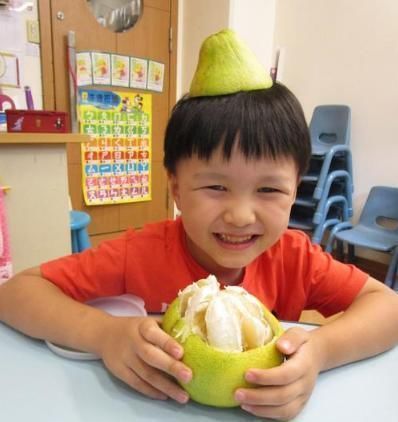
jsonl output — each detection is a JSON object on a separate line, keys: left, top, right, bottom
{"left": 272, "top": 0, "right": 398, "bottom": 262}
{"left": 177, "top": 0, "right": 231, "bottom": 97}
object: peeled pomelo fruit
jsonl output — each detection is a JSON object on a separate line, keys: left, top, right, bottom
{"left": 162, "top": 275, "right": 284, "bottom": 407}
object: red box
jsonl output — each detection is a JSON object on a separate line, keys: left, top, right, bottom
{"left": 5, "top": 110, "right": 70, "bottom": 133}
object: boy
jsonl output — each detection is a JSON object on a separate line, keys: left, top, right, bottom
{"left": 1, "top": 31, "right": 398, "bottom": 421}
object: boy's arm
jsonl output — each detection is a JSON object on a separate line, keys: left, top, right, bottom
{"left": 0, "top": 267, "right": 110, "bottom": 353}
{"left": 235, "top": 278, "right": 398, "bottom": 420}
{"left": 311, "top": 276, "right": 398, "bottom": 370}
{"left": 0, "top": 267, "right": 192, "bottom": 403}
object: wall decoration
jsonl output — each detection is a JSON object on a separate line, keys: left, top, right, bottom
{"left": 78, "top": 88, "right": 151, "bottom": 206}
{"left": 111, "top": 54, "right": 130, "bottom": 87}
{"left": 75, "top": 50, "right": 163, "bottom": 94}
{"left": 147, "top": 60, "right": 164, "bottom": 92}
{"left": 76, "top": 52, "right": 93, "bottom": 86}
{"left": 0, "top": 52, "right": 20, "bottom": 88}
{"left": 92, "top": 52, "right": 111, "bottom": 85}
{"left": 130, "top": 56, "right": 148, "bottom": 90}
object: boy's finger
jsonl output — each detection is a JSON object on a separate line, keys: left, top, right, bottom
{"left": 111, "top": 363, "right": 167, "bottom": 401}
{"left": 118, "top": 363, "right": 189, "bottom": 404}
{"left": 139, "top": 318, "right": 184, "bottom": 359}
{"left": 244, "top": 355, "right": 303, "bottom": 386}
{"left": 276, "top": 327, "right": 310, "bottom": 355}
{"left": 136, "top": 342, "right": 192, "bottom": 384}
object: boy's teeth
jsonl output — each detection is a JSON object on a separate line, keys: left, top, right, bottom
{"left": 218, "top": 234, "right": 253, "bottom": 243}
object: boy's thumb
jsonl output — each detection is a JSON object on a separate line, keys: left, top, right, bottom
{"left": 276, "top": 327, "right": 310, "bottom": 356}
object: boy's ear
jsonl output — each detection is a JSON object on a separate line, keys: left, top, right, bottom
{"left": 168, "top": 173, "right": 181, "bottom": 209}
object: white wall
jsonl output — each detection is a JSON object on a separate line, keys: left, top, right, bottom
{"left": 177, "top": 0, "right": 231, "bottom": 96}
{"left": 272, "top": 0, "right": 398, "bottom": 262}
{"left": 229, "top": 0, "right": 275, "bottom": 70}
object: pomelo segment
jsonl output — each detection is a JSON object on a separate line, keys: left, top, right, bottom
{"left": 162, "top": 276, "right": 284, "bottom": 407}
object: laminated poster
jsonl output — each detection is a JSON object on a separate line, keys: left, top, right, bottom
{"left": 78, "top": 88, "right": 152, "bottom": 206}
{"left": 111, "top": 54, "right": 130, "bottom": 87}
{"left": 147, "top": 60, "right": 164, "bottom": 92}
{"left": 76, "top": 52, "right": 93, "bottom": 86}
{"left": 92, "top": 52, "right": 111, "bottom": 85}
{"left": 130, "top": 57, "right": 148, "bottom": 90}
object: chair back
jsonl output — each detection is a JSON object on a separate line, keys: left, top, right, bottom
{"left": 310, "top": 105, "right": 351, "bottom": 149}
{"left": 359, "top": 186, "right": 398, "bottom": 235}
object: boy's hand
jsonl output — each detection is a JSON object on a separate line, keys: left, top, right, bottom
{"left": 234, "top": 327, "right": 322, "bottom": 421}
{"left": 97, "top": 316, "right": 192, "bottom": 404}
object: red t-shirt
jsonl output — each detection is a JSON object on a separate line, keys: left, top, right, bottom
{"left": 41, "top": 218, "right": 368, "bottom": 321}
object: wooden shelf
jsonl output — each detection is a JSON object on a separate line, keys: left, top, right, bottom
{"left": 0, "top": 132, "right": 91, "bottom": 144}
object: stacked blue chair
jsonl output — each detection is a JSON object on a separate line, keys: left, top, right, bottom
{"left": 70, "top": 210, "right": 91, "bottom": 253}
{"left": 289, "top": 105, "right": 353, "bottom": 245}
{"left": 325, "top": 186, "right": 398, "bottom": 288}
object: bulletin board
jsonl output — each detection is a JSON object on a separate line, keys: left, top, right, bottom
{"left": 78, "top": 88, "right": 152, "bottom": 206}
{"left": 0, "top": 1, "right": 42, "bottom": 112}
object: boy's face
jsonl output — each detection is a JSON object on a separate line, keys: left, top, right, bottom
{"left": 169, "top": 146, "right": 298, "bottom": 282}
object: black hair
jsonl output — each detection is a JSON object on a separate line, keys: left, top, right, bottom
{"left": 163, "top": 82, "right": 311, "bottom": 177}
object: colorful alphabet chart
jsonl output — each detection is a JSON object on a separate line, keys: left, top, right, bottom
{"left": 78, "top": 89, "right": 152, "bottom": 206}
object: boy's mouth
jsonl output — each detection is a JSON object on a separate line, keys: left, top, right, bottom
{"left": 214, "top": 233, "right": 258, "bottom": 245}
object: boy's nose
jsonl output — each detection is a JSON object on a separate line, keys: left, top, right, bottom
{"left": 223, "top": 201, "right": 256, "bottom": 227}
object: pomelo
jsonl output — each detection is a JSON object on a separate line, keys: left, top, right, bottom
{"left": 189, "top": 29, "right": 273, "bottom": 97}
{"left": 162, "top": 275, "right": 284, "bottom": 407}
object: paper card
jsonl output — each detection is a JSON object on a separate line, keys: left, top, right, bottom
{"left": 130, "top": 57, "right": 148, "bottom": 90}
{"left": 92, "top": 52, "right": 111, "bottom": 85}
{"left": 0, "top": 52, "right": 20, "bottom": 88}
{"left": 76, "top": 52, "right": 93, "bottom": 86}
{"left": 147, "top": 60, "right": 164, "bottom": 92}
{"left": 111, "top": 54, "right": 130, "bottom": 87}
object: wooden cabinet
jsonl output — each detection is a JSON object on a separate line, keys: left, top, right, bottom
{"left": 0, "top": 133, "right": 89, "bottom": 273}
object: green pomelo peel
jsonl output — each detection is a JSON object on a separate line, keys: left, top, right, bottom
{"left": 189, "top": 29, "right": 273, "bottom": 97}
{"left": 162, "top": 283, "right": 284, "bottom": 407}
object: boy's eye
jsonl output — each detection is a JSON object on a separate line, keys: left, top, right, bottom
{"left": 257, "top": 187, "right": 279, "bottom": 193}
{"left": 205, "top": 185, "right": 227, "bottom": 191}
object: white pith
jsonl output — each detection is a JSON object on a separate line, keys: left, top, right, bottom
{"left": 177, "top": 275, "right": 273, "bottom": 352}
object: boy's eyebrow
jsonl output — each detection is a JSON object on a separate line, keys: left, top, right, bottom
{"left": 192, "top": 172, "right": 293, "bottom": 184}
{"left": 192, "top": 172, "right": 228, "bottom": 180}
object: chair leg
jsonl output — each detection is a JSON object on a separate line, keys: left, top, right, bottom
{"left": 336, "top": 240, "right": 344, "bottom": 260}
{"left": 71, "top": 231, "right": 79, "bottom": 254}
{"left": 347, "top": 244, "right": 355, "bottom": 262}
{"left": 385, "top": 247, "right": 398, "bottom": 289}
{"left": 77, "top": 228, "right": 91, "bottom": 252}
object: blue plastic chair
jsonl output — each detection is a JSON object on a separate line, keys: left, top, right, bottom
{"left": 307, "top": 105, "right": 352, "bottom": 199}
{"left": 310, "top": 105, "right": 351, "bottom": 156}
{"left": 290, "top": 194, "right": 350, "bottom": 244}
{"left": 70, "top": 210, "right": 91, "bottom": 253}
{"left": 327, "top": 186, "right": 398, "bottom": 285}
{"left": 290, "top": 170, "right": 353, "bottom": 228}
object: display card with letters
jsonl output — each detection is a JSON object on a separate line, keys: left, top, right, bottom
{"left": 78, "top": 88, "right": 152, "bottom": 206}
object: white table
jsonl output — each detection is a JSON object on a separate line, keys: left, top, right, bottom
{"left": 0, "top": 321, "right": 397, "bottom": 421}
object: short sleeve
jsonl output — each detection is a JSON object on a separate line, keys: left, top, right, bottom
{"left": 40, "top": 233, "right": 128, "bottom": 302}
{"left": 299, "top": 234, "right": 369, "bottom": 317}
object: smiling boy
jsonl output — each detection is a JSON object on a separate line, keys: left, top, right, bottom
{"left": 1, "top": 31, "right": 398, "bottom": 421}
